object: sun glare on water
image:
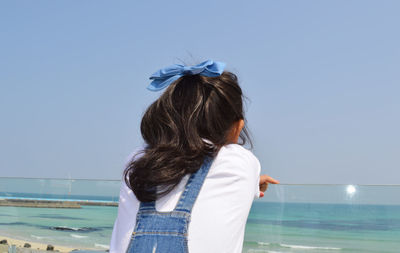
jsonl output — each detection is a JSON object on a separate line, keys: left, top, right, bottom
{"left": 346, "top": 185, "right": 357, "bottom": 196}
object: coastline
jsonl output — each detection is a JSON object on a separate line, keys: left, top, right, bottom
{"left": 0, "top": 199, "right": 118, "bottom": 208}
{"left": 0, "top": 235, "right": 77, "bottom": 252}
{"left": 0, "top": 199, "right": 114, "bottom": 252}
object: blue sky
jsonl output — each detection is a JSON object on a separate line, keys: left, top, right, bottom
{"left": 1, "top": 1, "right": 399, "bottom": 184}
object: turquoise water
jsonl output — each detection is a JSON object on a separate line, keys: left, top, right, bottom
{"left": 244, "top": 202, "right": 400, "bottom": 253}
{"left": 0, "top": 205, "right": 116, "bottom": 250}
{"left": 1, "top": 201, "right": 399, "bottom": 252}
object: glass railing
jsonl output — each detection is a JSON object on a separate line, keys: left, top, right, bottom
{"left": 244, "top": 185, "right": 400, "bottom": 253}
{"left": 0, "top": 178, "right": 399, "bottom": 253}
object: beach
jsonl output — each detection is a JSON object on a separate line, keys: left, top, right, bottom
{"left": 0, "top": 235, "right": 76, "bottom": 252}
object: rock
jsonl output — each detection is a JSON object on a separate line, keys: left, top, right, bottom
{"left": 24, "top": 243, "right": 31, "bottom": 248}
{"left": 0, "top": 239, "right": 7, "bottom": 244}
{"left": 46, "top": 244, "right": 54, "bottom": 251}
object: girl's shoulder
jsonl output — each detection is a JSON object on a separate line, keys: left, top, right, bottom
{"left": 123, "top": 144, "right": 260, "bottom": 172}
{"left": 122, "top": 144, "right": 260, "bottom": 182}
{"left": 212, "top": 144, "right": 261, "bottom": 194}
{"left": 217, "top": 144, "right": 260, "bottom": 168}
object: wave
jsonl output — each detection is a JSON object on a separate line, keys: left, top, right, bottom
{"left": 255, "top": 241, "right": 342, "bottom": 251}
{"left": 247, "top": 249, "right": 282, "bottom": 253}
{"left": 70, "top": 234, "right": 88, "bottom": 239}
{"left": 257, "top": 242, "right": 271, "bottom": 246}
{"left": 31, "top": 235, "right": 45, "bottom": 240}
{"left": 280, "top": 243, "right": 341, "bottom": 250}
{"left": 94, "top": 243, "right": 109, "bottom": 249}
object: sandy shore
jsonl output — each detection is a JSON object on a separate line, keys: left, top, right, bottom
{"left": 0, "top": 235, "right": 76, "bottom": 252}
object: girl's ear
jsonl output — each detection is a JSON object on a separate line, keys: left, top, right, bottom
{"left": 228, "top": 119, "right": 245, "bottom": 144}
{"left": 236, "top": 119, "right": 245, "bottom": 142}
{"left": 238, "top": 119, "right": 245, "bottom": 133}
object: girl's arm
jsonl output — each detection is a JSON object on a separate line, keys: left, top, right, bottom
{"left": 109, "top": 176, "right": 139, "bottom": 253}
{"left": 109, "top": 150, "right": 142, "bottom": 253}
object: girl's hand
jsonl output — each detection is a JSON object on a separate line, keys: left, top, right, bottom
{"left": 259, "top": 175, "right": 280, "bottom": 197}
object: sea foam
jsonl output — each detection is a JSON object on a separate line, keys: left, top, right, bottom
{"left": 257, "top": 242, "right": 271, "bottom": 246}
{"left": 31, "top": 235, "right": 45, "bottom": 240}
{"left": 70, "top": 234, "right": 88, "bottom": 239}
{"left": 95, "top": 243, "right": 109, "bottom": 249}
{"left": 280, "top": 243, "right": 342, "bottom": 250}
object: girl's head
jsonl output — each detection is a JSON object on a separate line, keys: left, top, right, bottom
{"left": 124, "top": 68, "right": 251, "bottom": 202}
{"left": 142, "top": 71, "right": 250, "bottom": 150}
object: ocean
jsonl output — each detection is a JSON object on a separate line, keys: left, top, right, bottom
{"left": 244, "top": 202, "right": 400, "bottom": 253}
{"left": 1, "top": 198, "right": 399, "bottom": 252}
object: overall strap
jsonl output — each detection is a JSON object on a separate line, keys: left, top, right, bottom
{"left": 174, "top": 156, "right": 214, "bottom": 213}
{"left": 138, "top": 200, "right": 156, "bottom": 211}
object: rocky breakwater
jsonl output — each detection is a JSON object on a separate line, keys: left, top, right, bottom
{"left": 0, "top": 199, "right": 81, "bottom": 209}
{"left": 0, "top": 199, "right": 118, "bottom": 208}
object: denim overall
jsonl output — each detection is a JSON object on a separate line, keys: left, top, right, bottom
{"left": 125, "top": 157, "right": 214, "bottom": 253}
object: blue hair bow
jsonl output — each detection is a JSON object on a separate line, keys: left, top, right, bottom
{"left": 147, "top": 60, "right": 226, "bottom": 91}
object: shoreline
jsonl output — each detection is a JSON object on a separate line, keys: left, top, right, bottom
{"left": 0, "top": 199, "right": 118, "bottom": 208}
{"left": 0, "top": 235, "right": 77, "bottom": 252}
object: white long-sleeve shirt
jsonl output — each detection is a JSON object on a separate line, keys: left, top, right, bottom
{"left": 110, "top": 144, "right": 261, "bottom": 253}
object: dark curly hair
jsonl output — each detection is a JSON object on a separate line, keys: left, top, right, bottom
{"left": 123, "top": 71, "right": 252, "bottom": 202}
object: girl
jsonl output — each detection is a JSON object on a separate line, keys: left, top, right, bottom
{"left": 110, "top": 60, "right": 278, "bottom": 253}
